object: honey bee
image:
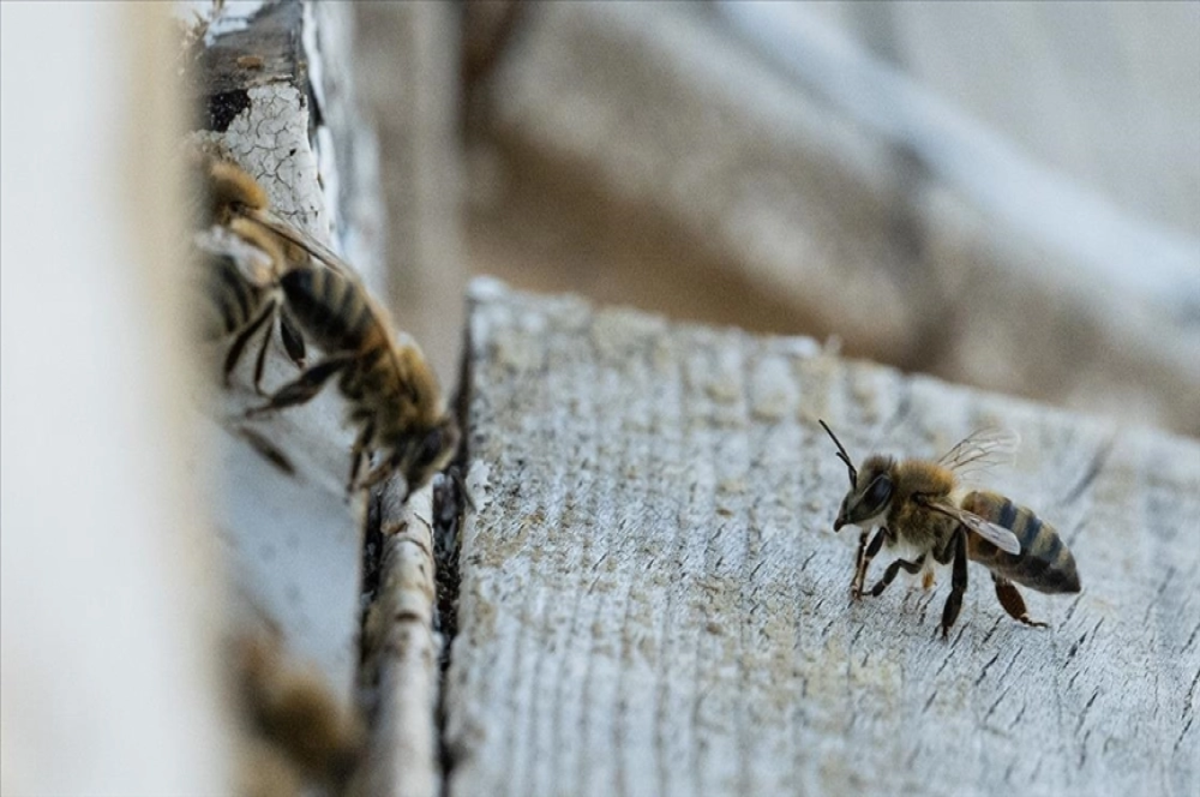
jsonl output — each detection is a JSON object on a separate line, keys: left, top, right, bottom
{"left": 819, "top": 420, "right": 1081, "bottom": 637}
{"left": 233, "top": 630, "right": 364, "bottom": 794}
{"left": 195, "top": 150, "right": 459, "bottom": 496}
{"left": 247, "top": 263, "right": 460, "bottom": 496}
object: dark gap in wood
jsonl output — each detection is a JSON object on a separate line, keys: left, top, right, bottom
{"left": 359, "top": 489, "right": 386, "bottom": 628}
{"left": 433, "top": 334, "right": 477, "bottom": 793}
{"left": 351, "top": 488, "right": 386, "bottom": 793}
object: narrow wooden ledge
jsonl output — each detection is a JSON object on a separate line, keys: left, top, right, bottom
{"left": 443, "top": 278, "right": 1199, "bottom": 796}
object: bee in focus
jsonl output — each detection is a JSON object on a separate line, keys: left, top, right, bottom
{"left": 819, "top": 420, "right": 1081, "bottom": 637}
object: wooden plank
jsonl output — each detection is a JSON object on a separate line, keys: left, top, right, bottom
{"left": 359, "top": 482, "right": 442, "bottom": 797}
{"left": 444, "top": 279, "right": 1199, "bottom": 796}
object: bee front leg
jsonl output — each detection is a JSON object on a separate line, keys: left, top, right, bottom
{"left": 867, "top": 553, "right": 926, "bottom": 598}
{"left": 346, "top": 419, "right": 375, "bottom": 493}
{"left": 852, "top": 528, "right": 887, "bottom": 600}
{"left": 939, "top": 529, "right": 968, "bottom": 638}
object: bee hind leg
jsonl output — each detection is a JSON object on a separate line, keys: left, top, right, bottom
{"left": 868, "top": 552, "right": 926, "bottom": 598}
{"left": 992, "top": 575, "right": 1048, "bottom": 629}
{"left": 247, "top": 352, "right": 355, "bottom": 417}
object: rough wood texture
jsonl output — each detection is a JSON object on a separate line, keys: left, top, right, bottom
{"left": 444, "top": 280, "right": 1199, "bottom": 797}
{"left": 359, "top": 482, "right": 442, "bottom": 797}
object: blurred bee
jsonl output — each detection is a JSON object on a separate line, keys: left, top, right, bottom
{"left": 195, "top": 150, "right": 459, "bottom": 496}
{"left": 247, "top": 263, "right": 460, "bottom": 496}
{"left": 819, "top": 420, "right": 1081, "bottom": 637}
{"left": 192, "top": 153, "right": 310, "bottom": 392}
{"left": 232, "top": 630, "right": 364, "bottom": 796}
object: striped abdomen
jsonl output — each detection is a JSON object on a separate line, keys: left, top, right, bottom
{"left": 962, "top": 490, "right": 1081, "bottom": 594}
{"left": 281, "top": 267, "right": 377, "bottom": 353}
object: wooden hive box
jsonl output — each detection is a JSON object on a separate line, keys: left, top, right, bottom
{"left": 438, "top": 278, "right": 1199, "bottom": 797}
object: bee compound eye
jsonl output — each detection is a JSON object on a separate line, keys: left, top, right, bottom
{"left": 863, "top": 475, "right": 893, "bottom": 512}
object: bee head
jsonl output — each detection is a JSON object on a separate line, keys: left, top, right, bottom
{"left": 820, "top": 420, "right": 896, "bottom": 532}
{"left": 398, "top": 415, "right": 461, "bottom": 498}
{"left": 834, "top": 456, "right": 896, "bottom": 531}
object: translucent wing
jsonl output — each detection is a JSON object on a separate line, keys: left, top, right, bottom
{"left": 937, "top": 428, "right": 1020, "bottom": 478}
{"left": 922, "top": 500, "right": 1021, "bottom": 555}
{"left": 239, "top": 206, "right": 355, "bottom": 278}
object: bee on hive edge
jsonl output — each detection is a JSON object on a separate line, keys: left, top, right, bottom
{"left": 246, "top": 263, "right": 460, "bottom": 497}
{"left": 195, "top": 150, "right": 460, "bottom": 496}
{"left": 192, "top": 151, "right": 314, "bottom": 392}
{"left": 819, "top": 420, "right": 1081, "bottom": 638}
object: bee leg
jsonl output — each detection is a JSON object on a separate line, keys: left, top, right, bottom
{"left": 852, "top": 528, "right": 888, "bottom": 599}
{"left": 278, "top": 307, "right": 306, "bottom": 369}
{"left": 868, "top": 553, "right": 927, "bottom": 597}
{"left": 247, "top": 352, "right": 356, "bottom": 416}
{"left": 992, "top": 575, "right": 1048, "bottom": 629}
{"left": 939, "top": 530, "right": 968, "bottom": 638}
{"left": 346, "top": 420, "right": 374, "bottom": 492}
{"left": 358, "top": 455, "right": 402, "bottom": 494}
{"left": 251, "top": 300, "right": 279, "bottom": 395}
{"left": 224, "top": 299, "right": 276, "bottom": 389}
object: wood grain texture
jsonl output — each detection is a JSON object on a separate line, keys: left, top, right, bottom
{"left": 359, "top": 482, "right": 441, "bottom": 797}
{"left": 444, "top": 279, "right": 1200, "bottom": 797}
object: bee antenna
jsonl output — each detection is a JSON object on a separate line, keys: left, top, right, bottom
{"left": 818, "top": 419, "right": 858, "bottom": 487}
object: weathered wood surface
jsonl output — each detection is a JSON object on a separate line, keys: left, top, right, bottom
{"left": 444, "top": 280, "right": 1200, "bottom": 796}
{"left": 359, "top": 481, "right": 442, "bottom": 797}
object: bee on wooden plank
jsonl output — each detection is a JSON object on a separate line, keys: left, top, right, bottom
{"left": 819, "top": 420, "right": 1081, "bottom": 637}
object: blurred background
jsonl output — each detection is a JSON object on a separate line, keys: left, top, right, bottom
{"left": 358, "top": 0, "right": 1200, "bottom": 436}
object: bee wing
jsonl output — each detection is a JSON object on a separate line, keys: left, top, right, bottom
{"left": 240, "top": 206, "right": 355, "bottom": 278}
{"left": 937, "top": 428, "right": 1020, "bottom": 478}
{"left": 922, "top": 500, "right": 1022, "bottom": 555}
